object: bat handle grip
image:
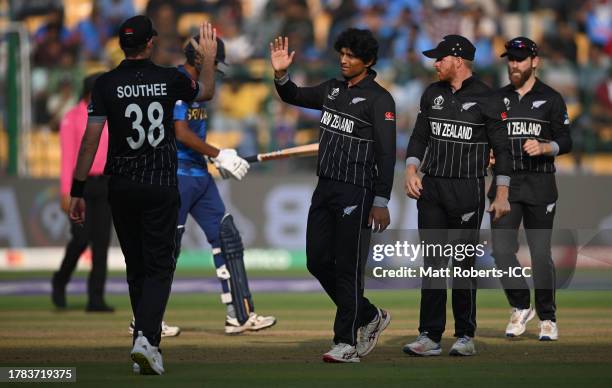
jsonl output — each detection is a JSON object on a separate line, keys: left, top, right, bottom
{"left": 243, "top": 155, "right": 259, "bottom": 163}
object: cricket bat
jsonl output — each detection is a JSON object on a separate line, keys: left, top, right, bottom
{"left": 243, "top": 143, "right": 319, "bottom": 163}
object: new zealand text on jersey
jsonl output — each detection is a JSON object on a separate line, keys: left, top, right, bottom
{"left": 117, "top": 83, "right": 168, "bottom": 98}
{"left": 507, "top": 121, "right": 541, "bottom": 136}
{"left": 321, "top": 110, "right": 355, "bottom": 134}
{"left": 430, "top": 120, "right": 473, "bottom": 140}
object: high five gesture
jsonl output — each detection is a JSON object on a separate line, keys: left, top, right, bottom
{"left": 270, "top": 36, "right": 295, "bottom": 78}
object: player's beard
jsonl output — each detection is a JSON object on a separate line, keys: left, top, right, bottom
{"left": 508, "top": 66, "right": 533, "bottom": 88}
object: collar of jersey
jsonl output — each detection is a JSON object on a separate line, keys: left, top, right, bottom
{"left": 336, "top": 69, "right": 377, "bottom": 89}
{"left": 441, "top": 75, "right": 477, "bottom": 94}
{"left": 119, "top": 58, "right": 154, "bottom": 68}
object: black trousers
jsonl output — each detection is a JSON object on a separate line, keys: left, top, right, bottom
{"left": 306, "top": 178, "right": 379, "bottom": 346}
{"left": 108, "top": 176, "right": 179, "bottom": 347}
{"left": 417, "top": 176, "right": 485, "bottom": 343}
{"left": 491, "top": 201, "right": 557, "bottom": 321}
{"left": 54, "top": 176, "right": 112, "bottom": 306}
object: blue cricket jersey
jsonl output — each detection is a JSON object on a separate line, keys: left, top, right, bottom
{"left": 174, "top": 65, "right": 209, "bottom": 176}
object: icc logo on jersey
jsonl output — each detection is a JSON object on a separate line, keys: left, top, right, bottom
{"left": 432, "top": 95, "right": 444, "bottom": 110}
{"left": 328, "top": 88, "right": 340, "bottom": 100}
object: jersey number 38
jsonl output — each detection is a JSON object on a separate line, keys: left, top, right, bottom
{"left": 124, "top": 102, "right": 164, "bottom": 149}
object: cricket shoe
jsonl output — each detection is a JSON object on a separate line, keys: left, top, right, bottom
{"left": 505, "top": 306, "right": 535, "bottom": 337}
{"left": 224, "top": 312, "right": 276, "bottom": 335}
{"left": 130, "top": 331, "right": 164, "bottom": 375}
{"left": 322, "top": 343, "right": 360, "bottom": 363}
{"left": 449, "top": 336, "right": 476, "bottom": 356}
{"left": 356, "top": 308, "right": 391, "bottom": 357}
{"left": 402, "top": 333, "right": 442, "bottom": 356}
{"left": 539, "top": 320, "right": 558, "bottom": 341}
{"left": 129, "top": 318, "right": 181, "bottom": 337}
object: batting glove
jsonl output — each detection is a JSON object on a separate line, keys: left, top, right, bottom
{"left": 212, "top": 149, "right": 250, "bottom": 180}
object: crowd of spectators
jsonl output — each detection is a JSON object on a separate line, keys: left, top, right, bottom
{"left": 11, "top": 0, "right": 612, "bottom": 170}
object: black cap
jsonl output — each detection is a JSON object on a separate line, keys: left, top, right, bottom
{"left": 501, "top": 37, "right": 538, "bottom": 60}
{"left": 184, "top": 36, "right": 227, "bottom": 65}
{"left": 423, "top": 35, "right": 476, "bottom": 60}
{"left": 119, "top": 15, "right": 157, "bottom": 48}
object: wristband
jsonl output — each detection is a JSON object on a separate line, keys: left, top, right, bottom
{"left": 70, "top": 179, "right": 86, "bottom": 198}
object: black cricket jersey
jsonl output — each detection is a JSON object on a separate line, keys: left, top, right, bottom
{"left": 497, "top": 78, "right": 572, "bottom": 173}
{"left": 406, "top": 76, "right": 512, "bottom": 179}
{"left": 275, "top": 70, "right": 396, "bottom": 203}
{"left": 488, "top": 78, "right": 572, "bottom": 204}
{"left": 88, "top": 59, "right": 199, "bottom": 186}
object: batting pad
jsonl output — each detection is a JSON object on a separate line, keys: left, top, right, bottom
{"left": 219, "top": 214, "right": 254, "bottom": 324}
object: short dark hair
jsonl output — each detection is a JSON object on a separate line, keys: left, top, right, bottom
{"left": 333, "top": 28, "right": 378, "bottom": 67}
{"left": 121, "top": 42, "right": 148, "bottom": 58}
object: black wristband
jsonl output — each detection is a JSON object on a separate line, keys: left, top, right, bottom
{"left": 70, "top": 178, "right": 86, "bottom": 198}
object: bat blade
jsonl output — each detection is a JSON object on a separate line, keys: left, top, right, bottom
{"left": 243, "top": 143, "right": 319, "bottom": 163}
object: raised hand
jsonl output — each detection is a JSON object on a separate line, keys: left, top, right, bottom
{"left": 269, "top": 36, "right": 295, "bottom": 76}
{"left": 191, "top": 22, "right": 217, "bottom": 62}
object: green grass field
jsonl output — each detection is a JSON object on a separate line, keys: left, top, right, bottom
{"left": 1, "top": 285, "right": 612, "bottom": 387}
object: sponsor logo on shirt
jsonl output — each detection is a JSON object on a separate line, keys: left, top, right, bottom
{"left": 501, "top": 111, "right": 508, "bottom": 120}
{"left": 432, "top": 95, "right": 444, "bottom": 110}
{"left": 350, "top": 97, "right": 366, "bottom": 105}
{"left": 531, "top": 100, "right": 547, "bottom": 109}
{"left": 385, "top": 112, "right": 395, "bottom": 121}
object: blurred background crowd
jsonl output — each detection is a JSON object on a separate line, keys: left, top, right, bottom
{"left": 0, "top": 0, "right": 610, "bottom": 177}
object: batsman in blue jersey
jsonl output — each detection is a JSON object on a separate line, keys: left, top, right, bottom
{"left": 129, "top": 36, "right": 276, "bottom": 341}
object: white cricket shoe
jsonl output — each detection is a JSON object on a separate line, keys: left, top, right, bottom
{"left": 128, "top": 318, "right": 181, "bottom": 337}
{"left": 132, "top": 363, "right": 140, "bottom": 374}
{"left": 539, "top": 320, "right": 558, "bottom": 341}
{"left": 224, "top": 312, "right": 276, "bottom": 335}
{"left": 505, "top": 306, "right": 535, "bottom": 337}
{"left": 402, "top": 333, "right": 442, "bottom": 356}
{"left": 449, "top": 336, "right": 476, "bottom": 356}
{"left": 130, "top": 331, "right": 164, "bottom": 375}
{"left": 356, "top": 308, "right": 391, "bottom": 357}
{"left": 322, "top": 343, "right": 360, "bottom": 363}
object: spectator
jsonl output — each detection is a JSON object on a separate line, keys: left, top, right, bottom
{"left": 98, "top": 0, "right": 136, "bottom": 31}
{"left": 72, "top": 2, "right": 112, "bottom": 61}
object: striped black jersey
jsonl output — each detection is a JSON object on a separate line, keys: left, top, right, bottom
{"left": 88, "top": 59, "right": 200, "bottom": 186}
{"left": 487, "top": 78, "right": 573, "bottom": 205}
{"left": 406, "top": 76, "right": 512, "bottom": 179}
{"left": 275, "top": 70, "right": 396, "bottom": 202}
{"left": 497, "top": 78, "right": 572, "bottom": 174}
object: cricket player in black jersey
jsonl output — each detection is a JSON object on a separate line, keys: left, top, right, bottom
{"left": 490, "top": 37, "right": 572, "bottom": 341}
{"left": 69, "top": 17, "right": 220, "bottom": 375}
{"left": 271, "top": 29, "right": 395, "bottom": 363}
{"left": 403, "top": 35, "right": 512, "bottom": 357}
